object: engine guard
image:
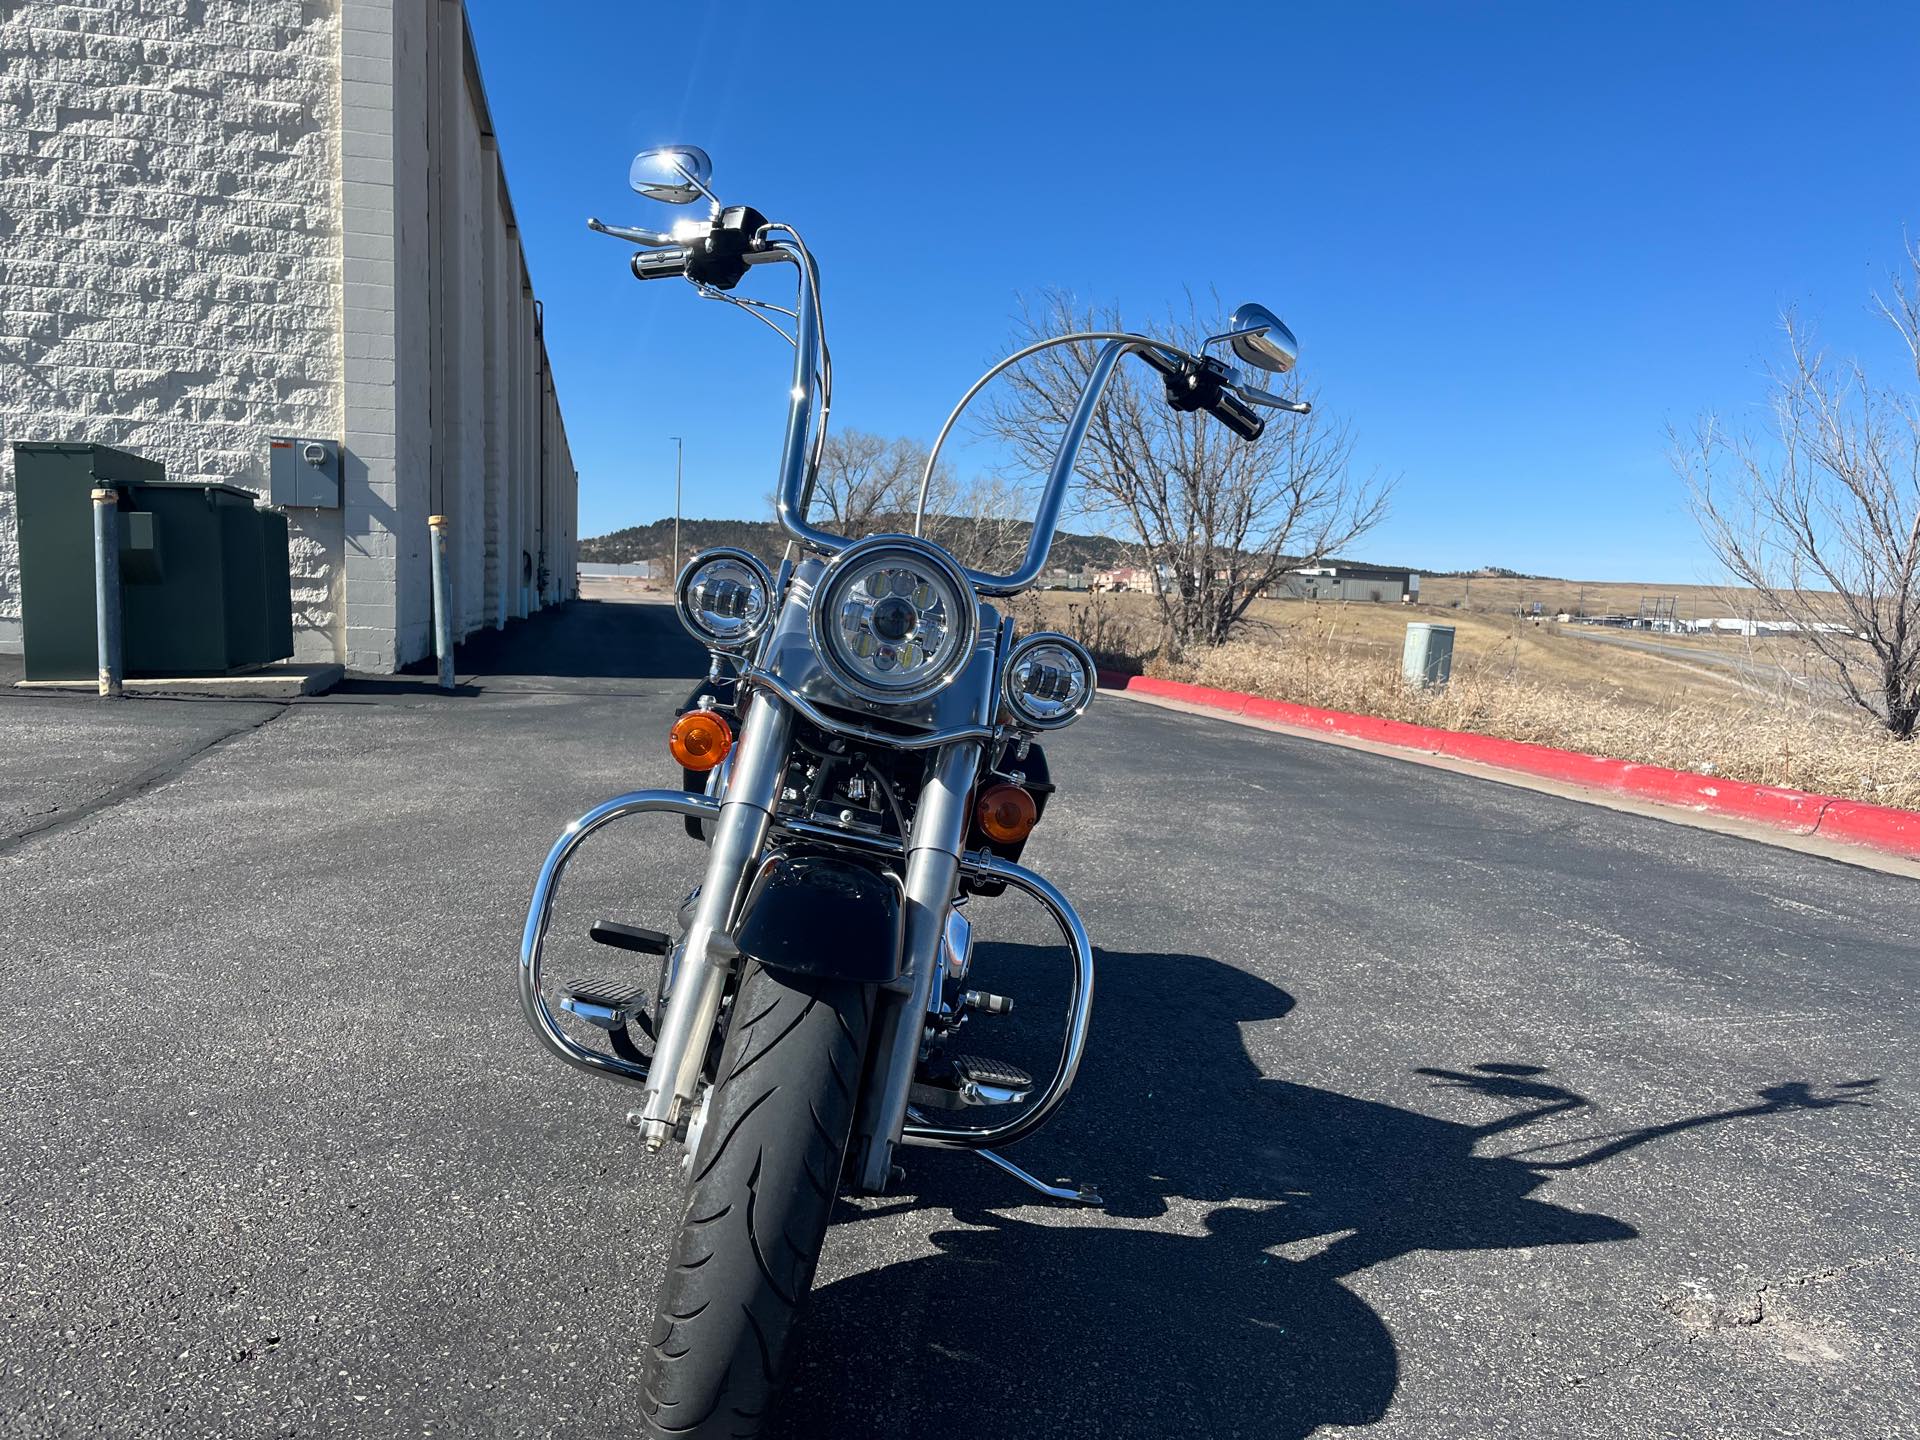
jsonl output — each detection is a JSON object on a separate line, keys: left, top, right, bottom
{"left": 519, "top": 789, "right": 1096, "bottom": 1157}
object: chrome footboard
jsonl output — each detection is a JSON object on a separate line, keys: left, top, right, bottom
{"left": 518, "top": 790, "right": 718, "bottom": 1086}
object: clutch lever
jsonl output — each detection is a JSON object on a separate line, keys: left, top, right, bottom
{"left": 1235, "top": 382, "right": 1312, "bottom": 415}
{"left": 587, "top": 216, "right": 677, "bottom": 247}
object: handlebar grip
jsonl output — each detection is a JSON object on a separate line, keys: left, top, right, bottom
{"left": 631, "top": 247, "right": 690, "bottom": 281}
{"left": 1207, "top": 389, "right": 1266, "bottom": 441}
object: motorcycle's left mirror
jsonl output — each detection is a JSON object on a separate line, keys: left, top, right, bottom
{"left": 629, "top": 145, "right": 714, "bottom": 205}
{"left": 1225, "top": 302, "right": 1299, "bottom": 375}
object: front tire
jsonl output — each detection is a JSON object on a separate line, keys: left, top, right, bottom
{"left": 640, "top": 961, "right": 872, "bottom": 1439}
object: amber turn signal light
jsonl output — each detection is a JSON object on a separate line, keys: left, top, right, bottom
{"left": 975, "top": 782, "right": 1038, "bottom": 845}
{"left": 669, "top": 710, "right": 734, "bottom": 771}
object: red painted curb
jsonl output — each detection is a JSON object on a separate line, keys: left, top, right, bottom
{"left": 1120, "top": 674, "right": 1920, "bottom": 860}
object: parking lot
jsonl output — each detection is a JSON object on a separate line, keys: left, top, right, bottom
{"left": 2, "top": 594, "right": 1916, "bottom": 1439}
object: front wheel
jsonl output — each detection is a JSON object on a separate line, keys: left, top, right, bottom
{"left": 640, "top": 961, "right": 872, "bottom": 1439}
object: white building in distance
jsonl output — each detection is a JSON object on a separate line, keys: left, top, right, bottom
{"left": 0, "top": 0, "right": 577, "bottom": 671}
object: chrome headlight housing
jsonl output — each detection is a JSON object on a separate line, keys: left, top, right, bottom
{"left": 1003, "top": 631, "right": 1096, "bottom": 729}
{"left": 676, "top": 548, "right": 774, "bottom": 651}
{"left": 809, "top": 535, "right": 978, "bottom": 704}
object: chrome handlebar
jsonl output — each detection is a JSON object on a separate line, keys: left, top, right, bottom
{"left": 595, "top": 206, "right": 1300, "bottom": 598}
{"left": 762, "top": 247, "right": 1170, "bottom": 596}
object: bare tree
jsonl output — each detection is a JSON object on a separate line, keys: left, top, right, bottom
{"left": 1675, "top": 243, "right": 1920, "bottom": 739}
{"left": 804, "top": 428, "right": 1030, "bottom": 574}
{"left": 980, "top": 291, "right": 1392, "bottom": 652}
{"left": 807, "top": 429, "right": 926, "bottom": 538}
{"left": 919, "top": 469, "right": 1031, "bottom": 576}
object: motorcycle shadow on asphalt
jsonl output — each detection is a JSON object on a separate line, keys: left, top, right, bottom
{"left": 781, "top": 944, "right": 1877, "bottom": 1440}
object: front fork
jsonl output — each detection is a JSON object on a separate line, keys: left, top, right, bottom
{"left": 635, "top": 685, "right": 980, "bottom": 1190}
{"left": 634, "top": 688, "right": 792, "bottom": 1150}
{"left": 851, "top": 739, "right": 980, "bottom": 1193}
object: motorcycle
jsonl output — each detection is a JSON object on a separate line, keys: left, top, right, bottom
{"left": 517, "top": 143, "right": 1308, "bottom": 1437}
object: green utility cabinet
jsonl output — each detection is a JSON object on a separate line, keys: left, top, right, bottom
{"left": 14, "top": 442, "right": 295, "bottom": 681}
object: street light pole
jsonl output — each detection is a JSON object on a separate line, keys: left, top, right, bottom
{"left": 670, "top": 436, "right": 684, "bottom": 583}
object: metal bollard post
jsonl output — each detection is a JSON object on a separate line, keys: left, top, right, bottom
{"left": 429, "top": 514, "right": 454, "bottom": 691}
{"left": 91, "top": 487, "right": 122, "bottom": 697}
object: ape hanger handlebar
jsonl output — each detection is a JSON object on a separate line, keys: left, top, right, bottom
{"left": 591, "top": 147, "right": 1309, "bottom": 599}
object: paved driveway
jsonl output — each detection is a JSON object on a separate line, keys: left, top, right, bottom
{"left": 1, "top": 595, "right": 1914, "bottom": 1438}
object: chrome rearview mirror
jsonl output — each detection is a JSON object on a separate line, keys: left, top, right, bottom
{"left": 1222, "top": 302, "right": 1298, "bottom": 374}
{"left": 629, "top": 145, "right": 714, "bottom": 205}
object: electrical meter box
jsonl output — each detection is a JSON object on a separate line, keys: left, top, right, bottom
{"left": 268, "top": 436, "right": 340, "bottom": 508}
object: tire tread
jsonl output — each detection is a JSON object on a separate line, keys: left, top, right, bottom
{"left": 640, "top": 964, "right": 871, "bottom": 1439}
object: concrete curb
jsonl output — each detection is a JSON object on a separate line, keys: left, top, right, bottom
{"left": 14, "top": 662, "right": 344, "bottom": 700}
{"left": 1112, "top": 673, "right": 1920, "bottom": 860}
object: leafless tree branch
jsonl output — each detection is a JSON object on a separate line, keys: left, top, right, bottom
{"left": 1675, "top": 243, "right": 1920, "bottom": 739}
{"left": 979, "top": 290, "right": 1394, "bottom": 652}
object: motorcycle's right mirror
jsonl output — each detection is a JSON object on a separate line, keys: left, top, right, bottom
{"left": 1224, "top": 302, "right": 1299, "bottom": 374}
{"left": 629, "top": 144, "right": 714, "bottom": 205}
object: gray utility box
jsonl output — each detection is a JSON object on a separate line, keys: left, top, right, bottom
{"left": 268, "top": 436, "right": 340, "bottom": 508}
{"left": 15, "top": 443, "right": 164, "bottom": 681}
{"left": 1403, "top": 622, "right": 1455, "bottom": 690}
{"left": 13, "top": 442, "right": 294, "bottom": 681}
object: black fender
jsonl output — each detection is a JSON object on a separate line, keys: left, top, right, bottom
{"left": 734, "top": 852, "right": 904, "bottom": 984}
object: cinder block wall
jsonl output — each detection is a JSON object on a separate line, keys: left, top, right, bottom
{"left": 0, "top": 0, "right": 346, "bottom": 660}
{"left": 0, "top": 0, "right": 580, "bottom": 671}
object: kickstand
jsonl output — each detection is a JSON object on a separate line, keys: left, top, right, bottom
{"left": 976, "top": 1147, "right": 1103, "bottom": 1207}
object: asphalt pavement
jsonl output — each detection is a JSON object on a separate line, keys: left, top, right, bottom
{"left": 1, "top": 592, "right": 1915, "bottom": 1439}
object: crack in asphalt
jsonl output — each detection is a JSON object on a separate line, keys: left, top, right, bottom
{"left": 0, "top": 703, "right": 291, "bottom": 860}
{"left": 1557, "top": 1249, "right": 1917, "bottom": 1390}
{"left": 1674, "top": 1247, "right": 1920, "bottom": 1325}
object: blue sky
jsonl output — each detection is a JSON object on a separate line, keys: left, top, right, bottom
{"left": 465, "top": 0, "right": 1918, "bottom": 582}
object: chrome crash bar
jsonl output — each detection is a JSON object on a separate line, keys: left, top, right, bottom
{"left": 518, "top": 789, "right": 716, "bottom": 1086}
{"left": 901, "top": 853, "right": 1094, "bottom": 1151}
{"left": 519, "top": 793, "right": 1095, "bottom": 1153}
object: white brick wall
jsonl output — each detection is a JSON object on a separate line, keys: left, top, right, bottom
{"left": 0, "top": 0, "right": 345, "bottom": 660}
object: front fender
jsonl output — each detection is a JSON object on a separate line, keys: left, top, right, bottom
{"left": 735, "top": 851, "right": 905, "bottom": 984}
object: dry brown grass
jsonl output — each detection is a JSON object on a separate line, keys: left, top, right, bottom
{"left": 1413, "top": 573, "right": 1852, "bottom": 624}
{"left": 1012, "top": 591, "right": 1920, "bottom": 810}
{"left": 1172, "top": 640, "right": 1920, "bottom": 809}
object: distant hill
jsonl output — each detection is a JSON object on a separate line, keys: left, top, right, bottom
{"left": 582, "top": 522, "right": 1570, "bottom": 587}
{"left": 580, "top": 517, "right": 1139, "bottom": 574}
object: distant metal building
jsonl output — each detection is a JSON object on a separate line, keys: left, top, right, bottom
{"left": 1283, "top": 564, "right": 1420, "bottom": 604}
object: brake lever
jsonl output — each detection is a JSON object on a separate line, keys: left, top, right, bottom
{"left": 587, "top": 217, "right": 677, "bottom": 247}
{"left": 1235, "top": 383, "right": 1312, "bottom": 415}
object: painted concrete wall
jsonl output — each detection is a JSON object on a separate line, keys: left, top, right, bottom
{"left": 0, "top": 0, "right": 579, "bottom": 670}
{"left": 339, "top": 0, "right": 576, "bottom": 671}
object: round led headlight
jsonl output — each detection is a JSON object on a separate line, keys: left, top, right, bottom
{"left": 676, "top": 548, "right": 773, "bottom": 651}
{"left": 809, "top": 535, "right": 978, "bottom": 704}
{"left": 1003, "top": 631, "right": 1096, "bottom": 730}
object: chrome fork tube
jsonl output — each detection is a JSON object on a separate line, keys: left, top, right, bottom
{"left": 853, "top": 738, "right": 981, "bottom": 1192}
{"left": 636, "top": 688, "right": 792, "bottom": 1150}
